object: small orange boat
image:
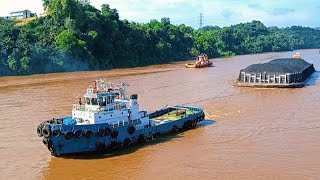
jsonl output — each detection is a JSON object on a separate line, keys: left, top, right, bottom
{"left": 292, "top": 52, "right": 302, "bottom": 59}
{"left": 185, "top": 54, "right": 213, "bottom": 68}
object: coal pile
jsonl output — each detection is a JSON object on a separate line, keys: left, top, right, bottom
{"left": 242, "top": 58, "right": 313, "bottom": 74}
{"left": 237, "top": 58, "right": 315, "bottom": 87}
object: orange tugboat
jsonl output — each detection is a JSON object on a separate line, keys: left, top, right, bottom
{"left": 185, "top": 54, "right": 213, "bottom": 68}
{"left": 292, "top": 52, "right": 303, "bottom": 59}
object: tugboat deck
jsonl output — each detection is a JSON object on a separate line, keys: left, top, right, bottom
{"left": 151, "top": 108, "right": 198, "bottom": 125}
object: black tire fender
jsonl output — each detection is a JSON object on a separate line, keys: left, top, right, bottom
{"left": 42, "top": 125, "right": 51, "bottom": 138}
{"left": 128, "top": 126, "right": 136, "bottom": 135}
{"left": 105, "top": 128, "right": 112, "bottom": 136}
{"left": 173, "top": 125, "right": 179, "bottom": 132}
{"left": 37, "top": 124, "right": 44, "bottom": 137}
{"left": 138, "top": 134, "right": 145, "bottom": 143}
{"left": 74, "top": 129, "right": 82, "bottom": 138}
{"left": 123, "top": 138, "right": 131, "bottom": 146}
{"left": 42, "top": 138, "right": 49, "bottom": 147}
{"left": 97, "top": 128, "right": 105, "bottom": 137}
{"left": 52, "top": 129, "right": 61, "bottom": 138}
{"left": 111, "top": 131, "right": 119, "bottom": 138}
{"left": 64, "top": 131, "right": 73, "bottom": 140}
{"left": 84, "top": 130, "right": 93, "bottom": 138}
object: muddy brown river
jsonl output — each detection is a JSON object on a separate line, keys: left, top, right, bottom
{"left": 0, "top": 49, "right": 319, "bottom": 179}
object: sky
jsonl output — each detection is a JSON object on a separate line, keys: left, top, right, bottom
{"left": 0, "top": 0, "right": 319, "bottom": 28}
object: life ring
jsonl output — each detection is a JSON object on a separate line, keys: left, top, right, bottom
{"left": 105, "top": 128, "right": 112, "bottom": 136}
{"left": 42, "top": 125, "right": 51, "bottom": 138}
{"left": 97, "top": 128, "right": 105, "bottom": 137}
{"left": 74, "top": 129, "right": 82, "bottom": 138}
{"left": 84, "top": 130, "right": 93, "bottom": 138}
{"left": 52, "top": 129, "right": 61, "bottom": 138}
{"left": 64, "top": 131, "right": 73, "bottom": 140}
{"left": 37, "top": 124, "right": 44, "bottom": 137}
{"left": 111, "top": 131, "right": 118, "bottom": 138}
{"left": 128, "top": 126, "right": 136, "bottom": 135}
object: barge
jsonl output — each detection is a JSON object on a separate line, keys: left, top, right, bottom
{"left": 36, "top": 79, "right": 205, "bottom": 156}
{"left": 236, "top": 57, "right": 315, "bottom": 88}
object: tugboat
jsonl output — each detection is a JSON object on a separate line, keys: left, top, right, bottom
{"left": 36, "top": 79, "right": 205, "bottom": 156}
{"left": 185, "top": 54, "right": 213, "bottom": 68}
{"left": 292, "top": 52, "right": 303, "bottom": 59}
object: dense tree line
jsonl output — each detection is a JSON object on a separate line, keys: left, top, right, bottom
{"left": 1, "top": 0, "right": 320, "bottom": 76}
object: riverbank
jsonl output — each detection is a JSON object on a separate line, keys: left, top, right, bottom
{"left": 2, "top": 3, "right": 320, "bottom": 77}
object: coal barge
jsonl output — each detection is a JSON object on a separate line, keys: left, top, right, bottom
{"left": 236, "top": 57, "right": 315, "bottom": 88}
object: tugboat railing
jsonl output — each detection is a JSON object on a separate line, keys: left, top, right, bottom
{"left": 73, "top": 104, "right": 86, "bottom": 111}
{"left": 109, "top": 119, "right": 141, "bottom": 128}
{"left": 73, "top": 103, "right": 127, "bottom": 112}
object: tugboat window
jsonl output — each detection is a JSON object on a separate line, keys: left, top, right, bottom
{"left": 98, "top": 97, "right": 103, "bottom": 106}
{"left": 102, "top": 97, "right": 107, "bottom": 106}
{"left": 86, "top": 98, "right": 90, "bottom": 105}
{"left": 91, "top": 98, "right": 98, "bottom": 105}
{"left": 107, "top": 96, "right": 111, "bottom": 104}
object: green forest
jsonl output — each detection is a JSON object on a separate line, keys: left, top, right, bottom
{"left": 1, "top": 0, "right": 320, "bottom": 76}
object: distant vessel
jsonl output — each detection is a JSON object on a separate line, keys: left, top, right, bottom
{"left": 292, "top": 52, "right": 302, "bottom": 59}
{"left": 36, "top": 79, "right": 205, "bottom": 156}
{"left": 185, "top": 54, "right": 213, "bottom": 68}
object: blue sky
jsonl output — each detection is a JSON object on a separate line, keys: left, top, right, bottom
{"left": 1, "top": 0, "right": 319, "bottom": 28}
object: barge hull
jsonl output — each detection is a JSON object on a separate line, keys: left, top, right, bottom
{"left": 43, "top": 105, "right": 205, "bottom": 156}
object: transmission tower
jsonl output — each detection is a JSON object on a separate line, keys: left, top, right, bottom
{"left": 79, "top": 0, "right": 90, "bottom": 4}
{"left": 199, "top": 13, "right": 204, "bottom": 29}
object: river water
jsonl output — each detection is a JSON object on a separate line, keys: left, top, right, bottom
{"left": 0, "top": 49, "right": 319, "bottom": 179}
